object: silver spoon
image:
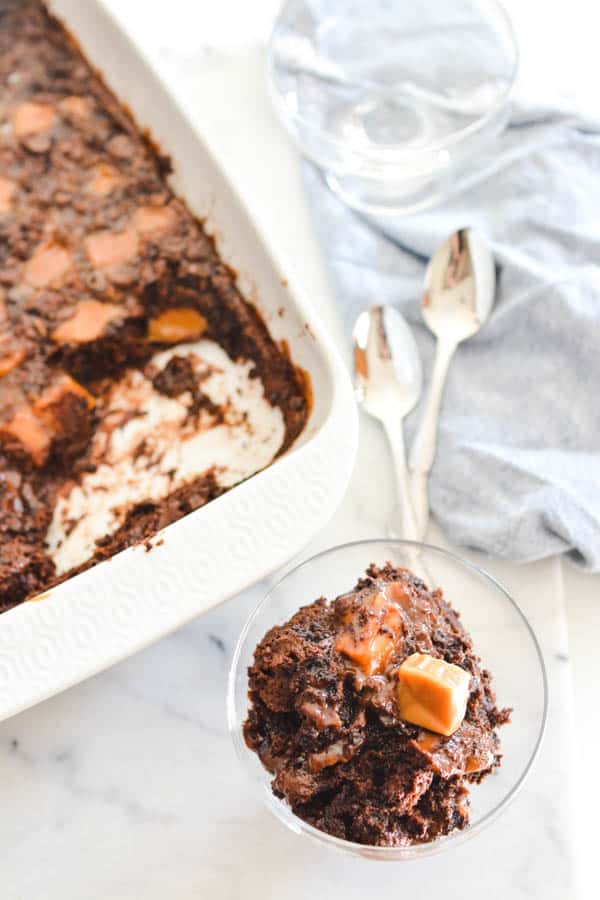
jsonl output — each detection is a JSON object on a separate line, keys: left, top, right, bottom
{"left": 409, "top": 228, "right": 496, "bottom": 538}
{"left": 353, "top": 305, "right": 422, "bottom": 542}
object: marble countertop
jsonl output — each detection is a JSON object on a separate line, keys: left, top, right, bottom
{"left": 2, "top": 2, "right": 596, "bottom": 897}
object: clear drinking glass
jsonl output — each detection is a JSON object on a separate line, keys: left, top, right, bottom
{"left": 228, "top": 540, "right": 547, "bottom": 860}
{"left": 267, "top": 0, "right": 519, "bottom": 215}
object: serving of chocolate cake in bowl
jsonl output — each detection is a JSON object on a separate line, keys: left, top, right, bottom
{"left": 229, "top": 540, "right": 547, "bottom": 858}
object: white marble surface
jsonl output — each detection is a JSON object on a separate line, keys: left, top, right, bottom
{"left": 2, "top": 2, "right": 596, "bottom": 897}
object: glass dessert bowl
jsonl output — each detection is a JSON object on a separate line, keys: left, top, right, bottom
{"left": 228, "top": 540, "right": 547, "bottom": 860}
{"left": 267, "top": 0, "right": 519, "bottom": 215}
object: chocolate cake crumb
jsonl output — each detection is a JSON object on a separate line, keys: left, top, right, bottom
{"left": 152, "top": 355, "right": 197, "bottom": 397}
{"left": 0, "top": 537, "right": 56, "bottom": 612}
{"left": 244, "top": 564, "right": 511, "bottom": 847}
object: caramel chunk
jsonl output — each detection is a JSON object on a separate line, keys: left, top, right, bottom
{"left": 107, "top": 133, "right": 135, "bottom": 159}
{"left": 52, "top": 300, "right": 122, "bottom": 344}
{"left": 12, "top": 101, "right": 56, "bottom": 137}
{"left": 465, "top": 751, "right": 494, "bottom": 774}
{"left": 413, "top": 731, "right": 443, "bottom": 754}
{"left": 35, "top": 374, "right": 96, "bottom": 415}
{"left": 24, "top": 242, "right": 72, "bottom": 288}
{"left": 0, "top": 349, "right": 25, "bottom": 377}
{"left": 299, "top": 698, "right": 342, "bottom": 730}
{"left": 396, "top": 653, "right": 470, "bottom": 737}
{"left": 147, "top": 308, "right": 207, "bottom": 343}
{"left": 23, "top": 134, "right": 51, "bottom": 155}
{"left": 0, "top": 407, "right": 50, "bottom": 466}
{"left": 0, "top": 176, "right": 15, "bottom": 213}
{"left": 335, "top": 589, "right": 403, "bottom": 675}
{"left": 0, "top": 375, "right": 95, "bottom": 467}
{"left": 59, "top": 95, "right": 92, "bottom": 119}
{"left": 86, "top": 163, "right": 123, "bottom": 197}
{"left": 134, "top": 205, "right": 177, "bottom": 235}
{"left": 85, "top": 227, "right": 138, "bottom": 269}
{"left": 308, "top": 741, "right": 352, "bottom": 773}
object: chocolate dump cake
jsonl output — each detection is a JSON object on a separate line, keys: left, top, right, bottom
{"left": 0, "top": 1, "right": 308, "bottom": 612}
{"left": 244, "top": 564, "right": 511, "bottom": 847}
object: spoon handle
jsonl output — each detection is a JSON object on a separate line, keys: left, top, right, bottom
{"left": 383, "top": 415, "right": 419, "bottom": 543}
{"left": 409, "top": 338, "right": 457, "bottom": 538}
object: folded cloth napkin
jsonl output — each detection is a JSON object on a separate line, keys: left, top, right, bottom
{"left": 304, "top": 101, "right": 600, "bottom": 570}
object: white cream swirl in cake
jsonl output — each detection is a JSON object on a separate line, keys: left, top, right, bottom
{"left": 45, "top": 340, "right": 285, "bottom": 574}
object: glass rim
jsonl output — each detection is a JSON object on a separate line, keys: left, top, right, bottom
{"left": 227, "top": 538, "right": 548, "bottom": 860}
{"left": 266, "top": 0, "right": 520, "bottom": 165}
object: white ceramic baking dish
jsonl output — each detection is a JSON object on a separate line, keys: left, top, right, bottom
{"left": 0, "top": 0, "right": 357, "bottom": 722}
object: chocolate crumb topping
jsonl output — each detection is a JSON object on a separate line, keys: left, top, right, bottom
{"left": 151, "top": 355, "right": 197, "bottom": 398}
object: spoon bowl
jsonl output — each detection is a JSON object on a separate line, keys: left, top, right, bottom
{"left": 353, "top": 305, "right": 422, "bottom": 543}
{"left": 423, "top": 228, "right": 496, "bottom": 344}
{"left": 353, "top": 305, "right": 422, "bottom": 420}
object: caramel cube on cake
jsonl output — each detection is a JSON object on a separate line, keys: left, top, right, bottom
{"left": 148, "top": 308, "right": 207, "bottom": 343}
{"left": 396, "top": 653, "right": 470, "bottom": 736}
{"left": 51, "top": 300, "right": 123, "bottom": 344}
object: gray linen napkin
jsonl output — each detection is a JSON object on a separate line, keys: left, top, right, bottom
{"left": 304, "top": 103, "right": 600, "bottom": 570}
